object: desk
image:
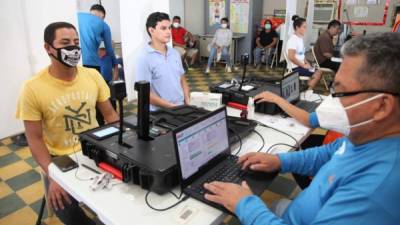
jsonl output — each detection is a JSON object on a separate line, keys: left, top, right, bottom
{"left": 199, "top": 34, "right": 245, "bottom": 65}
{"left": 49, "top": 97, "right": 319, "bottom": 225}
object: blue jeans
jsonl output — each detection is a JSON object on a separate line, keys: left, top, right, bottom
{"left": 207, "top": 46, "right": 231, "bottom": 68}
{"left": 44, "top": 175, "right": 96, "bottom": 225}
{"left": 253, "top": 47, "right": 275, "bottom": 65}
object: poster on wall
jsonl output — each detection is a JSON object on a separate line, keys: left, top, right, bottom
{"left": 230, "top": 0, "right": 249, "bottom": 33}
{"left": 209, "top": 0, "right": 226, "bottom": 26}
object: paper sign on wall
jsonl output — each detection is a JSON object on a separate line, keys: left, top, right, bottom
{"left": 230, "top": 0, "right": 249, "bottom": 33}
{"left": 209, "top": 0, "right": 226, "bottom": 26}
{"left": 354, "top": 6, "right": 369, "bottom": 18}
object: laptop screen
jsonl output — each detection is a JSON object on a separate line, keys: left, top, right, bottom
{"left": 281, "top": 72, "right": 300, "bottom": 103}
{"left": 175, "top": 108, "right": 229, "bottom": 180}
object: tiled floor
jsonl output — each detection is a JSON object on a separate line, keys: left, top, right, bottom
{"left": 0, "top": 64, "right": 330, "bottom": 225}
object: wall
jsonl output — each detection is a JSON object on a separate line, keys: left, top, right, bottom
{"left": 170, "top": 0, "right": 185, "bottom": 25}
{"left": 184, "top": 0, "right": 205, "bottom": 34}
{"left": 0, "top": 0, "right": 78, "bottom": 139}
{"left": 119, "top": 0, "right": 170, "bottom": 101}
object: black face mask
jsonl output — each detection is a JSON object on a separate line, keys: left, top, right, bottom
{"left": 48, "top": 44, "right": 81, "bottom": 67}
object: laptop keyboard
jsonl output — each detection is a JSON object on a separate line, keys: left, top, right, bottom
{"left": 188, "top": 155, "right": 245, "bottom": 195}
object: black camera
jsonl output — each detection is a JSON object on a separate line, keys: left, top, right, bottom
{"left": 241, "top": 53, "right": 249, "bottom": 65}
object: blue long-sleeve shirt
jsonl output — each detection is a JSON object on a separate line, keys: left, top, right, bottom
{"left": 77, "top": 12, "right": 116, "bottom": 67}
{"left": 235, "top": 113, "right": 400, "bottom": 225}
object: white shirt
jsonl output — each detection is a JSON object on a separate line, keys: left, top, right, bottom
{"left": 286, "top": 34, "right": 305, "bottom": 69}
{"left": 212, "top": 28, "right": 233, "bottom": 47}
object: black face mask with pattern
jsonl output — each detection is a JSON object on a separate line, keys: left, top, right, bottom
{"left": 48, "top": 44, "right": 81, "bottom": 67}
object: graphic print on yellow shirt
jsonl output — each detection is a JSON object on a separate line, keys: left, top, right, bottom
{"left": 16, "top": 66, "right": 110, "bottom": 156}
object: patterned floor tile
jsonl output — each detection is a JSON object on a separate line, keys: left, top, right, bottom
{"left": 0, "top": 182, "right": 13, "bottom": 199}
{"left": 14, "top": 147, "right": 31, "bottom": 160}
{"left": 16, "top": 181, "right": 44, "bottom": 205}
{"left": 25, "top": 157, "right": 38, "bottom": 168}
{"left": 0, "top": 160, "right": 32, "bottom": 181}
{"left": 29, "top": 198, "right": 49, "bottom": 219}
{"left": 0, "top": 147, "right": 11, "bottom": 158}
{"left": 0, "top": 153, "right": 21, "bottom": 168}
{"left": 0, "top": 193, "right": 26, "bottom": 218}
{"left": 0, "top": 206, "right": 38, "bottom": 225}
{"left": 267, "top": 175, "right": 298, "bottom": 198}
{"left": 0, "top": 138, "right": 12, "bottom": 146}
{"left": 5, "top": 169, "right": 41, "bottom": 191}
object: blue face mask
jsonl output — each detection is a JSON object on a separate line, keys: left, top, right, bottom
{"left": 265, "top": 24, "right": 271, "bottom": 30}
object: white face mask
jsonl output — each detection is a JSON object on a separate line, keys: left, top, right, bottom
{"left": 172, "top": 22, "right": 180, "bottom": 28}
{"left": 315, "top": 94, "right": 384, "bottom": 135}
{"left": 221, "top": 23, "right": 228, "bottom": 29}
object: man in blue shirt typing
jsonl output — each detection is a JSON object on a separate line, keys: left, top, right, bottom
{"left": 136, "top": 12, "right": 190, "bottom": 111}
{"left": 77, "top": 4, "right": 116, "bottom": 71}
{"left": 203, "top": 32, "right": 400, "bottom": 225}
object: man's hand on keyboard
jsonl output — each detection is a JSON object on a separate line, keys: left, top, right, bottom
{"left": 238, "top": 152, "right": 281, "bottom": 172}
{"left": 203, "top": 181, "right": 252, "bottom": 213}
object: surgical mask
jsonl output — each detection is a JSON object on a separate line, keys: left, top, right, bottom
{"left": 265, "top": 24, "right": 272, "bottom": 29}
{"left": 221, "top": 23, "right": 228, "bottom": 29}
{"left": 315, "top": 94, "right": 384, "bottom": 136}
{"left": 172, "top": 22, "right": 180, "bottom": 28}
{"left": 49, "top": 45, "right": 81, "bottom": 67}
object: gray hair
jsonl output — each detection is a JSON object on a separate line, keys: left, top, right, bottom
{"left": 341, "top": 32, "right": 400, "bottom": 94}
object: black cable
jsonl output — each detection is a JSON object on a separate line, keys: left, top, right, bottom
{"left": 228, "top": 128, "right": 242, "bottom": 156}
{"left": 266, "top": 143, "right": 297, "bottom": 154}
{"left": 256, "top": 122, "right": 301, "bottom": 150}
{"left": 145, "top": 190, "right": 189, "bottom": 211}
{"left": 253, "top": 130, "right": 265, "bottom": 152}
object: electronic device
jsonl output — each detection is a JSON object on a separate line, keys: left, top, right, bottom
{"left": 135, "top": 81, "right": 151, "bottom": 140}
{"left": 53, "top": 155, "right": 78, "bottom": 172}
{"left": 89, "top": 126, "right": 119, "bottom": 140}
{"left": 173, "top": 107, "right": 275, "bottom": 212}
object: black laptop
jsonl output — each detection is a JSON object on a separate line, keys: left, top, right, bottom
{"left": 173, "top": 107, "right": 275, "bottom": 212}
{"left": 281, "top": 72, "right": 320, "bottom": 113}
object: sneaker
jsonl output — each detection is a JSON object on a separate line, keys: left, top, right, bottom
{"left": 256, "top": 64, "right": 261, "bottom": 70}
{"left": 205, "top": 67, "right": 210, "bottom": 74}
{"left": 226, "top": 66, "right": 232, "bottom": 73}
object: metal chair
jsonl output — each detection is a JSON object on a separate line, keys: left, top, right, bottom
{"left": 311, "top": 46, "right": 333, "bottom": 90}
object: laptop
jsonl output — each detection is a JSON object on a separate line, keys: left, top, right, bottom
{"left": 173, "top": 107, "right": 274, "bottom": 212}
{"left": 281, "top": 72, "right": 320, "bottom": 113}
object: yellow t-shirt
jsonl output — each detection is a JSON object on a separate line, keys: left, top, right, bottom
{"left": 16, "top": 66, "right": 110, "bottom": 156}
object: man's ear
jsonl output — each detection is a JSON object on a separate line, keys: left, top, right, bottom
{"left": 149, "top": 27, "right": 155, "bottom": 36}
{"left": 44, "top": 43, "right": 52, "bottom": 56}
{"left": 373, "top": 95, "right": 396, "bottom": 122}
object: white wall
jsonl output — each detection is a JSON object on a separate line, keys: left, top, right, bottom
{"left": 184, "top": 0, "right": 205, "bottom": 35}
{"left": 0, "top": 0, "right": 78, "bottom": 139}
{"left": 119, "top": 0, "right": 170, "bottom": 101}
{"left": 170, "top": 0, "right": 185, "bottom": 26}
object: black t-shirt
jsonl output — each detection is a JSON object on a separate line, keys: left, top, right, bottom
{"left": 258, "top": 29, "right": 278, "bottom": 47}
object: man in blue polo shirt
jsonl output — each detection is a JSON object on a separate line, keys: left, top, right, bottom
{"left": 203, "top": 32, "right": 400, "bottom": 225}
{"left": 77, "top": 4, "right": 116, "bottom": 71}
{"left": 136, "top": 12, "right": 190, "bottom": 111}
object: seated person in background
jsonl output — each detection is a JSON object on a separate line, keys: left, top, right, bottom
{"left": 287, "top": 15, "right": 322, "bottom": 90}
{"left": 171, "top": 16, "right": 199, "bottom": 67}
{"left": 136, "top": 12, "right": 190, "bottom": 111}
{"left": 254, "top": 20, "right": 278, "bottom": 69}
{"left": 98, "top": 42, "right": 119, "bottom": 83}
{"left": 205, "top": 17, "right": 233, "bottom": 74}
{"left": 16, "top": 22, "right": 119, "bottom": 225}
{"left": 314, "top": 20, "right": 342, "bottom": 72}
{"left": 203, "top": 32, "right": 400, "bottom": 225}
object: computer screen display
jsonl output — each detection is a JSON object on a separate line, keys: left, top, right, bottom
{"left": 281, "top": 72, "right": 300, "bottom": 103}
{"left": 175, "top": 110, "right": 229, "bottom": 180}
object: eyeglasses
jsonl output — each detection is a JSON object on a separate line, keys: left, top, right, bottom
{"left": 331, "top": 89, "right": 400, "bottom": 98}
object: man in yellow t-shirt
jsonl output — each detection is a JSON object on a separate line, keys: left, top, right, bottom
{"left": 15, "top": 22, "right": 118, "bottom": 225}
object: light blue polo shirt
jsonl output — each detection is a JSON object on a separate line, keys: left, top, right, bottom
{"left": 135, "top": 44, "right": 185, "bottom": 111}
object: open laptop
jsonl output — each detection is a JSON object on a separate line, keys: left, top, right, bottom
{"left": 173, "top": 107, "right": 274, "bottom": 212}
{"left": 281, "top": 71, "right": 320, "bottom": 113}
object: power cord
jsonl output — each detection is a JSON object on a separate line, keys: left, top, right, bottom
{"left": 145, "top": 190, "right": 189, "bottom": 211}
{"left": 228, "top": 128, "right": 242, "bottom": 156}
{"left": 256, "top": 122, "right": 301, "bottom": 150}
{"left": 266, "top": 143, "right": 297, "bottom": 154}
{"left": 252, "top": 130, "right": 265, "bottom": 152}
{"left": 70, "top": 136, "right": 96, "bottom": 181}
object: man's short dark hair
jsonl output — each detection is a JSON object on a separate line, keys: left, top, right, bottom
{"left": 173, "top": 16, "right": 181, "bottom": 21}
{"left": 90, "top": 4, "right": 106, "bottom": 17}
{"left": 221, "top": 17, "right": 229, "bottom": 23}
{"left": 328, "top": 20, "right": 341, "bottom": 29}
{"left": 146, "top": 12, "right": 170, "bottom": 37}
{"left": 341, "top": 32, "right": 400, "bottom": 94}
{"left": 44, "top": 22, "right": 77, "bottom": 45}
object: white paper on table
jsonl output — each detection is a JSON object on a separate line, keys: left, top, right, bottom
{"left": 256, "top": 116, "right": 309, "bottom": 136}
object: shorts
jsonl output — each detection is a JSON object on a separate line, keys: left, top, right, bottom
{"left": 174, "top": 46, "right": 186, "bottom": 56}
{"left": 186, "top": 48, "right": 198, "bottom": 57}
{"left": 293, "top": 67, "right": 314, "bottom": 77}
